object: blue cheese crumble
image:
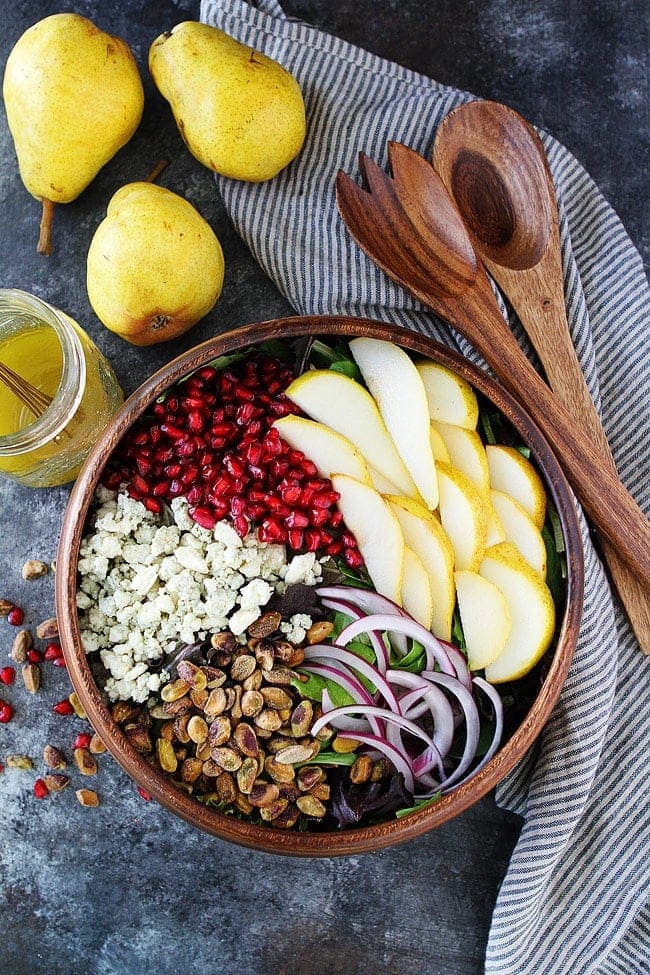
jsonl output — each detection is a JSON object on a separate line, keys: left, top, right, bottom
{"left": 77, "top": 489, "right": 321, "bottom": 702}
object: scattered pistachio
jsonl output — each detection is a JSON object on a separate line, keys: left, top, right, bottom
{"left": 0, "top": 598, "right": 13, "bottom": 616}
{"left": 21, "top": 663, "right": 41, "bottom": 694}
{"left": 11, "top": 629, "right": 32, "bottom": 663}
{"left": 43, "top": 745, "right": 67, "bottom": 770}
{"left": 306, "top": 620, "right": 334, "bottom": 644}
{"left": 45, "top": 773, "right": 70, "bottom": 792}
{"left": 296, "top": 794, "right": 326, "bottom": 818}
{"left": 21, "top": 560, "right": 49, "bottom": 581}
{"left": 74, "top": 747, "right": 98, "bottom": 776}
{"left": 68, "top": 692, "right": 86, "bottom": 719}
{"left": 76, "top": 788, "right": 99, "bottom": 807}
{"left": 89, "top": 734, "right": 107, "bottom": 755}
{"left": 36, "top": 617, "right": 58, "bottom": 640}
{"left": 6, "top": 754, "right": 33, "bottom": 770}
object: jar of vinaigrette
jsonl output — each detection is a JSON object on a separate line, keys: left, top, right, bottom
{"left": 0, "top": 290, "right": 123, "bottom": 487}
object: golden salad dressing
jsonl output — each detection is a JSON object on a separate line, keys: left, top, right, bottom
{"left": 0, "top": 290, "right": 124, "bottom": 487}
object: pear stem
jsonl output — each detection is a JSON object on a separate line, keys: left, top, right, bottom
{"left": 145, "top": 159, "right": 170, "bottom": 184}
{"left": 37, "top": 199, "right": 56, "bottom": 256}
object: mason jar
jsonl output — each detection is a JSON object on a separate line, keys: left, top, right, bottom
{"left": 0, "top": 289, "right": 123, "bottom": 487}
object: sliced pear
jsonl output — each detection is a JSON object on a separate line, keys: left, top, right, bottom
{"left": 454, "top": 570, "right": 511, "bottom": 670}
{"left": 368, "top": 468, "right": 403, "bottom": 495}
{"left": 436, "top": 462, "right": 488, "bottom": 571}
{"left": 485, "top": 445, "right": 546, "bottom": 528}
{"left": 349, "top": 338, "right": 438, "bottom": 509}
{"left": 416, "top": 360, "right": 479, "bottom": 429}
{"left": 431, "top": 420, "right": 490, "bottom": 498}
{"left": 386, "top": 494, "right": 455, "bottom": 640}
{"left": 486, "top": 504, "right": 507, "bottom": 546}
{"left": 481, "top": 542, "right": 556, "bottom": 683}
{"left": 490, "top": 490, "right": 547, "bottom": 578}
{"left": 429, "top": 424, "right": 451, "bottom": 464}
{"left": 331, "top": 474, "right": 404, "bottom": 604}
{"left": 273, "top": 415, "right": 371, "bottom": 484}
{"left": 401, "top": 547, "right": 434, "bottom": 629}
{"left": 283, "top": 369, "right": 418, "bottom": 498}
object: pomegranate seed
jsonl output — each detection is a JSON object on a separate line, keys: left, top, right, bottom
{"left": 211, "top": 474, "right": 233, "bottom": 496}
{"left": 230, "top": 497, "right": 247, "bottom": 517}
{"left": 224, "top": 455, "right": 245, "bottom": 477}
{"left": 153, "top": 402, "right": 165, "bottom": 417}
{"left": 160, "top": 422, "right": 185, "bottom": 439}
{"left": 0, "top": 701, "right": 14, "bottom": 723}
{"left": 212, "top": 421, "right": 236, "bottom": 438}
{"left": 169, "top": 480, "right": 183, "bottom": 497}
{"left": 344, "top": 548, "right": 365, "bottom": 569}
{"left": 310, "top": 508, "right": 330, "bottom": 527}
{"left": 186, "top": 486, "right": 205, "bottom": 505}
{"left": 7, "top": 607, "right": 24, "bottom": 626}
{"left": 246, "top": 502, "right": 267, "bottom": 520}
{"left": 325, "top": 540, "right": 344, "bottom": 556}
{"left": 176, "top": 439, "right": 196, "bottom": 458}
{"left": 188, "top": 412, "right": 205, "bottom": 434}
{"left": 152, "top": 480, "right": 171, "bottom": 497}
{"left": 144, "top": 497, "right": 162, "bottom": 514}
{"left": 104, "top": 470, "right": 122, "bottom": 489}
{"left": 190, "top": 507, "right": 217, "bottom": 530}
{"left": 330, "top": 510, "right": 344, "bottom": 528}
{"left": 44, "top": 643, "right": 62, "bottom": 661}
{"left": 180, "top": 465, "right": 199, "bottom": 486}
{"left": 342, "top": 531, "right": 357, "bottom": 548}
{"left": 210, "top": 499, "right": 230, "bottom": 519}
{"left": 74, "top": 732, "right": 92, "bottom": 750}
{"left": 53, "top": 700, "right": 74, "bottom": 716}
{"left": 301, "top": 460, "right": 319, "bottom": 477}
{"left": 135, "top": 457, "right": 153, "bottom": 476}
{"left": 27, "top": 648, "right": 43, "bottom": 664}
{"left": 285, "top": 510, "right": 309, "bottom": 529}
{"left": 288, "top": 529, "right": 304, "bottom": 549}
{"left": 0, "top": 667, "right": 15, "bottom": 685}
{"left": 280, "top": 483, "right": 302, "bottom": 504}
{"left": 234, "top": 515, "right": 249, "bottom": 537}
{"left": 198, "top": 366, "right": 217, "bottom": 382}
{"left": 53, "top": 657, "right": 67, "bottom": 668}
{"left": 33, "top": 778, "right": 49, "bottom": 800}
{"left": 149, "top": 425, "right": 162, "bottom": 445}
{"left": 164, "top": 463, "right": 182, "bottom": 478}
{"left": 165, "top": 396, "right": 179, "bottom": 413}
{"left": 305, "top": 530, "right": 322, "bottom": 552}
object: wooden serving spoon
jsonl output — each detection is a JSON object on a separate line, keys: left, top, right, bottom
{"left": 432, "top": 100, "right": 649, "bottom": 652}
{"left": 336, "top": 143, "right": 650, "bottom": 590}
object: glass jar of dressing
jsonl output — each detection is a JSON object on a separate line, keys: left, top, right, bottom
{"left": 0, "top": 289, "right": 124, "bottom": 487}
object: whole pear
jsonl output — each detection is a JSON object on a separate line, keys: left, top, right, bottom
{"left": 87, "top": 183, "right": 225, "bottom": 347}
{"left": 149, "top": 22, "right": 306, "bottom": 182}
{"left": 3, "top": 13, "right": 144, "bottom": 255}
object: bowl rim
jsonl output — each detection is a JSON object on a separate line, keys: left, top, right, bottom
{"left": 56, "top": 314, "right": 584, "bottom": 856}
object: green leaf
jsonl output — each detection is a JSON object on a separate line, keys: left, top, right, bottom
{"left": 451, "top": 608, "right": 467, "bottom": 651}
{"left": 291, "top": 672, "right": 355, "bottom": 708}
{"left": 390, "top": 640, "right": 426, "bottom": 673}
{"left": 258, "top": 338, "right": 292, "bottom": 359}
{"left": 329, "top": 359, "right": 363, "bottom": 382}
{"left": 304, "top": 751, "right": 358, "bottom": 767}
{"left": 395, "top": 793, "right": 442, "bottom": 818}
{"left": 515, "top": 445, "right": 531, "bottom": 459}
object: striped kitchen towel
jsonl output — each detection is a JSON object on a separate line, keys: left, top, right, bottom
{"left": 201, "top": 2, "right": 650, "bottom": 972}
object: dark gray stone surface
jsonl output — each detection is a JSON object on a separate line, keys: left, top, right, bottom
{"left": 0, "top": 2, "right": 645, "bottom": 973}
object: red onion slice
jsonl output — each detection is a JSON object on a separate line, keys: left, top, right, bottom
{"left": 388, "top": 671, "right": 456, "bottom": 759}
{"left": 304, "top": 644, "right": 402, "bottom": 713}
{"left": 311, "top": 705, "right": 440, "bottom": 761}
{"left": 440, "top": 640, "right": 472, "bottom": 691}
{"left": 439, "top": 676, "right": 504, "bottom": 792}
{"left": 422, "top": 671, "right": 481, "bottom": 792}
{"left": 336, "top": 619, "right": 390, "bottom": 673}
{"left": 335, "top": 732, "right": 415, "bottom": 794}
{"left": 335, "top": 613, "right": 454, "bottom": 675}
{"left": 302, "top": 663, "right": 384, "bottom": 736}
{"left": 317, "top": 585, "right": 409, "bottom": 655}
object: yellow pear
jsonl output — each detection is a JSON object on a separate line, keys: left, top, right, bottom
{"left": 3, "top": 13, "right": 144, "bottom": 255}
{"left": 331, "top": 475, "right": 405, "bottom": 604}
{"left": 149, "top": 22, "right": 306, "bottom": 182}
{"left": 87, "top": 183, "right": 224, "bottom": 346}
{"left": 272, "top": 415, "right": 372, "bottom": 485}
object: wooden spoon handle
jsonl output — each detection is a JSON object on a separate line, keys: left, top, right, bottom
{"left": 485, "top": 255, "right": 650, "bottom": 650}
{"left": 423, "top": 272, "right": 650, "bottom": 587}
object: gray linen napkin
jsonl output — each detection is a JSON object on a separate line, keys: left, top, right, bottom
{"left": 201, "top": 2, "right": 650, "bottom": 971}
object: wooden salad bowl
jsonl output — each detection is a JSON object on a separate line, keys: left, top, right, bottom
{"left": 56, "top": 316, "right": 584, "bottom": 856}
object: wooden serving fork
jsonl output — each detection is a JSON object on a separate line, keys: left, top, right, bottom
{"left": 336, "top": 143, "right": 650, "bottom": 589}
